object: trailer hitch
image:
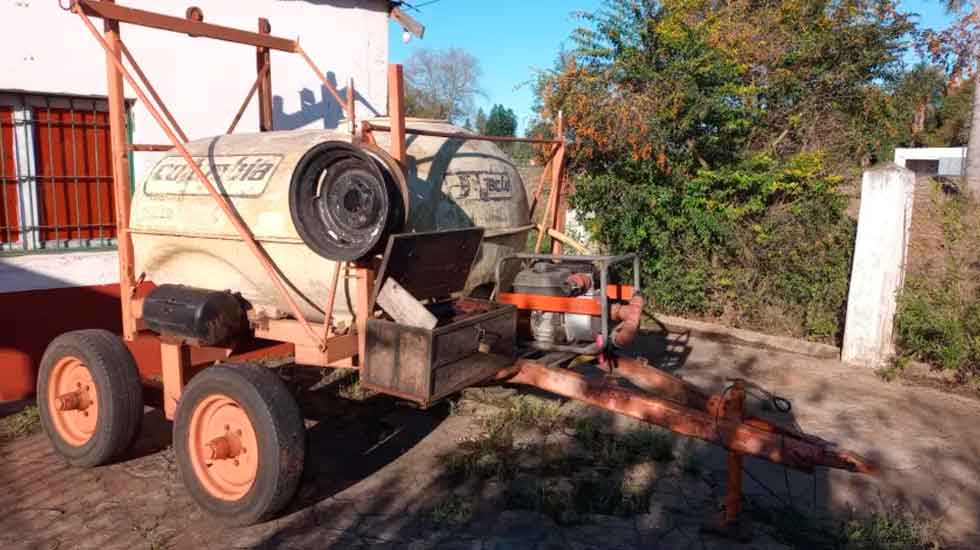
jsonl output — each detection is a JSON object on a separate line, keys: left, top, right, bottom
{"left": 491, "top": 356, "right": 877, "bottom": 539}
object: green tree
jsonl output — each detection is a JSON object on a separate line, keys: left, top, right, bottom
{"left": 530, "top": 0, "right": 916, "bottom": 341}
{"left": 928, "top": 0, "right": 979, "bottom": 194}
{"left": 485, "top": 104, "right": 517, "bottom": 137}
{"left": 474, "top": 108, "right": 488, "bottom": 134}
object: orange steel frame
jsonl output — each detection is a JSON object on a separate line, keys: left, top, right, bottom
{"left": 70, "top": 2, "right": 875, "bottom": 536}
{"left": 68, "top": 0, "right": 571, "bottom": 417}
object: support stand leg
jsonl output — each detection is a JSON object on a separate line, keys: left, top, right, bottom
{"left": 161, "top": 341, "right": 190, "bottom": 420}
{"left": 704, "top": 380, "right": 752, "bottom": 541}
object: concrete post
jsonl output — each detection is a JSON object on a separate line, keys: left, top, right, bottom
{"left": 841, "top": 164, "right": 916, "bottom": 367}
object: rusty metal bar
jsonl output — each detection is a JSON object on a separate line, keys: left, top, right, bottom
{"left": 552, "top": 115, "right": 567, "bottom": 256}
{"left": 74, "top": 5, "right": 324, "bottom": 349}
{"left": 128, "top": 144, "right": 173, "bottom": 152}
{"left": 608, "top": 356, "right": 712, "bottom": 408}
{"left": 256, "top": 18, "right": 273, "bottom": 132}
{"left": 0, "top": 108, "right": 11, "bottom": 245}
{"left": 723, "top": 381, "right": 746, "bottom": 525}
{"left": 68, "top": 102, "right": 82, "bottom": 242}
{"left": 75, "top": 0, "right": 297, "bottom": 52}
{"left": 528, "top": 143, "right": 560, "bottom": 218}
{"left": 99, "top": 0, "right": 137, "bottom": 339}
{"left": 119, "top": 41, "right": 189, "bottom": 143}
{"left": 366, "top": 123, "right": 562, "bottom": 145}
{"left": 295, "top": 44, "right": 353, "bottom": 120}
{"left": 320, "top": 262, "right": 343, "bottom": 349}
{"left": 387, "top": 65, "right": 406, "bottom": 163}
{"left": 91, "top": 100, "right": 104, "bottom": 243}
{"left": 347, "top": 77, "right": 356, "bottom": 139}
{"left": 44, "top": 100, "right": 60, "bottom": 244}
{"left": 538, "top": 112, "right": 565, "bottom": 254}
{"left": 495, "top": 360, "right": 877, "bottom": 474}
{"left": 226, "top": 60, "right": 270, "bottom": 135}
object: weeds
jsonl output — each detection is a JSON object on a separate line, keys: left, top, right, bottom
{"left": 506, "top": 476, "right": 652, "bottom": 522}
{"left": 0, "top": 405, "right": 41, "bottom": 441}
{"left": 430, "top": 495, "right": 473, "bottom": 526}
{"left": 572, "top": 417, "right": 674, "bottom": 467}
{"left": 895, "top": 180, "right": 980, "bottom": 384}
{"left": 754, "top": 501, "right": 941, "bottom": 550}
{"left": 876, "top": 356, "right": 909, "bottom": 383}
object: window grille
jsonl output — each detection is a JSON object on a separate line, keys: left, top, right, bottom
{"left": 0, "top": 92, "right": 127, "bottom": 254}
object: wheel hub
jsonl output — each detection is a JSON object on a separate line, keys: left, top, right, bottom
{"left": 47, "top": 356, "right": 99, "bottom": 446}
{"left": 188, "top": 394, "right": 259, "bottom": 501}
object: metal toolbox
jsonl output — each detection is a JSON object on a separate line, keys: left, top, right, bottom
{"left": 362, "top": 228, "right": 517, "bottom": 408}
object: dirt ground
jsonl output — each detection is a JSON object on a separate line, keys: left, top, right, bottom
{"left": 2, "top": 327, "right": 980, "bottom": 549}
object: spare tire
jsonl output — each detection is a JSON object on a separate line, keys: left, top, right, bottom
{"left": 289, "top": 142, "right": 403, "bottom": 261}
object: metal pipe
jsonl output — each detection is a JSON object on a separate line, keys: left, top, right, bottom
{"left": 610, "top": 295, "right": 643, "bottom": 347}
{"left": 74, "top": 0, "right": 296, "bottom": 52}
{"left": 610, "top": 356, "right": 709, "bottom": 408}
{"left": 364, "top": 123, "right": 562, "bottom": 145}
{"left": 100, "top": 0, "right": 136, "bottom": 339}
{"left": 75, "top": 6, "right": 324, "bottom": 349}
{"left": 320, "top": 262, "right": 343, "bottom": 349}
{"left": 128, "top": 144, "right": 173, "bottom": 152}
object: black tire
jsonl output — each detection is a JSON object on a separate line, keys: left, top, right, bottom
{"left": 174, "top": 363, "right": 305, "bottom": 526}
{"left": 289, "top": 141, "right": 403, "bottom": 261}
{"left": 37, "top": 329, "right": 144, "bottom": 467}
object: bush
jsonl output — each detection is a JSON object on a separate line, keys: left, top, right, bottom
{"left": 571, "top": 153, "right": 855, "bottom": 342}
{"left": 894, "top": 182, "right": 980, "bottom": 382}
{"left": 896, "top": 276, "right": 980, "bottom": 379}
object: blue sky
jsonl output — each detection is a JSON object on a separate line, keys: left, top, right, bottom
{"left": 389, "top": 0, "right": 959, "bottom": 133}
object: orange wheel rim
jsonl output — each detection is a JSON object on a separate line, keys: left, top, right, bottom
{"left": 188, "top": 394, "right": 259, "bottom": 501}
{"left": 47, "top": 356, "right": 99, "bottom": 446}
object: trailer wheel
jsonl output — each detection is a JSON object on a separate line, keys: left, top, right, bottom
{"left": 37, "top": 329, "right": 144, "bottom": 467}
{"left": 174, "top": 363, "right": 305, "bottom": 526}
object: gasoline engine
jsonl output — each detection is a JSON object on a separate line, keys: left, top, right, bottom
{"left": 498, "top": 254, "right": 644, "bottom": 354}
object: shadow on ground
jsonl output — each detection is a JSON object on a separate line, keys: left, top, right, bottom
{"left": 3, "top": 325, "right": 978, "bottom": 549}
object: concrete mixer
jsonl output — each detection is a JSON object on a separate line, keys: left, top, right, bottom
{"left": 36, "top": 1, "right": 878, "bottom": 537}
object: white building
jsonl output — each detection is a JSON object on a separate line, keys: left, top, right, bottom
{"left": 894, "top": 147, "right": 968, "bottom": 177}
{"left": 0, "top": 0, "right": 398, "bottom": 400}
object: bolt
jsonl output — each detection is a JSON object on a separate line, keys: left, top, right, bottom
{"left": 225, "top": 424, "right": 230, "bottom": 431}
{"left": 234, "top": 460, "right": 240, "bottom": 466}
{"left": 236, "top": 429, "right": 242, "bottom": 436}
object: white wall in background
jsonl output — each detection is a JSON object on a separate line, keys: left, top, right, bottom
{"left": 1, "top": 0, "right": 390, "bottom": 183}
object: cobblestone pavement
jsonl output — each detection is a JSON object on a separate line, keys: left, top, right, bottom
{"left": 2, "top": 330, "right": 980, "bottom": 549}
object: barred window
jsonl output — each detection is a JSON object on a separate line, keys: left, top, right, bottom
{"left": 0, "top": 92, "right": 128, "bottom": 254}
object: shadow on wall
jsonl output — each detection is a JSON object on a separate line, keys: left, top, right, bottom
{"left": 273, "top": 71, "right": 381, "bottom": 131}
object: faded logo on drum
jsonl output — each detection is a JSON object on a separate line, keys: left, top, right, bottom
{"left": 445, "top": 171, "right": 513, "bottom": 200}
{"left": 144, "top": 154, "right": 283, "bottom": 197}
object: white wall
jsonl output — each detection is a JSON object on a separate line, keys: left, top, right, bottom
{"left": 0, "top": 251, "right": 118, "bottom": 292}
{"left": 2, "top": 0, "right": 390, "bottom": 182}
